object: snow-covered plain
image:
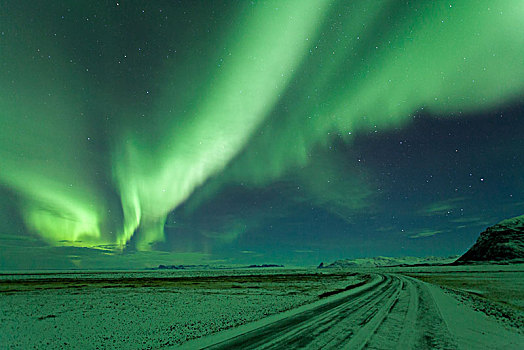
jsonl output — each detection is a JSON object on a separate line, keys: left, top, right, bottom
{"left": 0, "top": 269, "right": 363, "bottom": 348}
{"left": 183, "top": 267, "right": 524, "bottom": 349}
{"left": 1, "top": 265, "right": 523, "bottom": 349}
{"left": 406, "top": 269, "right": 524, "bottom": 329}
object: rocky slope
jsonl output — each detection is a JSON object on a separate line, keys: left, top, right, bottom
{"left": 456, "top": 214, "right": 524, "bottom": 263}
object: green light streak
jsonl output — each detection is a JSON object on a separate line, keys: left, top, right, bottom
{"left": 0, "top": 28, "right": 108, "bottom": 247}
{"left": 114, "top": 0, "right": 329, "bottom": 249}
{"left": 214, "top": 0, "right": 524, "bottom": 188}
{"left": 0, "top": 0, "right": 523, "bottom": 250}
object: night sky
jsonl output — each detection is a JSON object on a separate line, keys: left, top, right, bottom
{"left": 1, "top": 1, "right": 523, "bottom": 269}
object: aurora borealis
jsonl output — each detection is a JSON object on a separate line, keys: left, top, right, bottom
{"left": 1, "top": 1, "right": 523, "bottom": 269}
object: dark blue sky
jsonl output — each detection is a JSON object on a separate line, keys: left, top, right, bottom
{"left": 168, "top": 105, "right": 524, "bottom": 266}
{"left": 0, "top": 1, "right": 523, "bottom": 269}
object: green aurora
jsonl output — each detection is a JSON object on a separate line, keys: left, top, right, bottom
{"left": 0, "top": 0, "right": 523, "bottom": 268}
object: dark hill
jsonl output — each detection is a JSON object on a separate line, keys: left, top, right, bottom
{"left": 455, "top": 214, "right": 524, "bottom": 264}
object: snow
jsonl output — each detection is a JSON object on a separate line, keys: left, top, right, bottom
{"left": 457, "top": 214, "right": 524, "bottom": 263}
{"left": 0, "top": 270, "right": 362, "bottom": 348}
{"left": 1, "top": 266, "right": 523, "bottom": 348}
{"left": 324, "top": 255, "right": 459, "bottom": 268}
{"left": 426, "top": 282, "right": 523, "bottom": 349}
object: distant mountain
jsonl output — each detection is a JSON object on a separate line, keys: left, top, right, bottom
{"left": 156, "top": 264, "right": 211, "bottom": 270}
{"left": 152, "top": 264, "right": 284, "bottom": 270}
{"left": 320, "top": 255, "right": 459, "bottom": 268}
{"left": 455, "top": 214, "right": 524, "bottom": 264}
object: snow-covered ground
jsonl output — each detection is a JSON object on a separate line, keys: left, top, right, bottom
{"left": 405, "top": 268, "right": 524, "bottom": 330}
{"left": 0, "top": 269, "right": 363, "bottom": 348}
{"left": 1, "top": 266, "right": 523, "bottom": 349}
{"left": 183, "top": 271, "right": 523, "bottom": 349}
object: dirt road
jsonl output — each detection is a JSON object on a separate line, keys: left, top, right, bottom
{"left": 181, "top": 274, "right": 523, "bottom": 349}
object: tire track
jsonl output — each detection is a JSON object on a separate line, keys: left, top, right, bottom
{"left": 282, "top": 277, "right": 399, "bottom": 349}
{"left": 205, "top": 275, "right": 398, "bottom": 349}
{"left": 189, "top": 273, "right": 458, "bottom": 349}
{"left": 363, "top": 275, "right": 453, "bottom": 350}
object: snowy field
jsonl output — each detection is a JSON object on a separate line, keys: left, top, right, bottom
{"left": 340, "top": 264, "right": 524, "bottom": 331}
{"left": 1, "top": 266, "right": 523, "bottom": 349}
{"left": 404, "top": 268, "right": 524, "bottom": 329}
{"left": 0, "top": 269, "right": 364, "bottom": 348}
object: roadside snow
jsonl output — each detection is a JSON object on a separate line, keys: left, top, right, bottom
{"left": 0, "top": 270, "right": 362, "bottom": 348}
{"left": 425, "top": 282, "right": 523, "bottom": 350}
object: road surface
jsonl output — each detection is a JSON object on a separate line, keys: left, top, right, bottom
{"left": 180, "top": 273, "right": 523, "bottom": 349}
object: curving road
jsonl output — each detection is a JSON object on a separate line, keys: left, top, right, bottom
{"left": 181, "top": 273, "right": 523, "bottom": 349}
